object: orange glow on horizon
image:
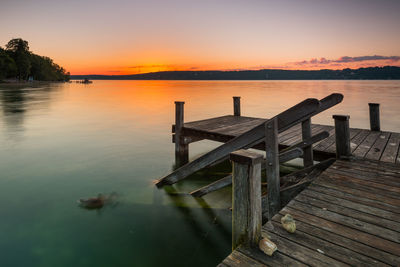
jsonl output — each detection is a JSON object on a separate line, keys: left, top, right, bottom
{"left": 67, "top": 60, "right": 400, "bottom": 76}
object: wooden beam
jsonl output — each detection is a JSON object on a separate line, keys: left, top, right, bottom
{"left": 280, "top": 158, "right": 336, "bottom": 184}
{"left": 265, "top": 118, "right": 280, "bottom": 220}
{"left": 231, "top": 149, "right": 263, "bottom": 249}
{"left": 189, "top": 148, "right": 303, "bottom": 198}
{"left": 233, "top": 96, "right": 241, "bottom": 116}
{"left": 301, "top": 118, "right": 313, "bottom": 167}
{"left": 369, "top": 103, "right": 380, "bottom": 131}
{"left": 190, "top": 175, "right": 232, "bottom": 197}
{"left": 333, "top": 115, "right": 351, "bottom": 159}
{"left": 281, "top": 130, "right": 329, "bottom": 153}
{"left": 174, "top": 101, "right": 188, "bottom": 167}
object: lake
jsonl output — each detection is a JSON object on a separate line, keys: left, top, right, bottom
{"left": 0, "top": 80, "right": 399, "bottom": 267}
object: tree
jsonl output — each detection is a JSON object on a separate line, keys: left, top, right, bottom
{"left": 5, "top": 38, "right": 31, "bottom": 80}
{"left": 5, "top": 38, "right": 29, "bottom": 53}
{"left": 0, "top": 48, "right": 17, "bottom": 80}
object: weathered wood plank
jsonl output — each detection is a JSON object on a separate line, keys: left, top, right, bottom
{"left": 350, "top": 129, "right": 370, "bottom": 152}
{"left": 380, "top": 132, "right": 400, "bottom": 163}
{"left": 314, "top": 127, "right": 336, "bottom": 151}
{"left": 317, "top": 171, "right": 400, "bottom": 199}
{"left": 289, "top": 200, "right": 400, "bottom": 243}
{"left": 264, "top": 220, "right": 386, "bottom": 266}
{"left": 302, "top": 118, "right": 313, "bottom": 167}
{"left": 365, "top": 132, "right": 391, "bottom": 161}
{"left": 334, "top": 158, "right": 400, "bottom": 176}
{"left": 327, "top": 164, "right": 400, "bottom": 187}
{"left": 273, "top": 212, "right": 399, "bottom": 266}
{"left": 308, "top": 183, "right": 400, "bottom": 214}
{"left": 237, "top": 246, "right": 306, "bottom": 266}
{"left": 222, "top": 250, "right": 267, "bottom": 267}
{"left": 353, "top": 131, "right": 380, "bottom": 158}
{"left": 190, "top": 175, "right": 232, "bottom": 197}
{"left": 281, "top": 206, "right": 400, "bottom": 256}
{"left": 295, "top": 193, "right": 400, "bottom": 233}
{"left": 261, "top": 229, "right": 347, "bottom": 266}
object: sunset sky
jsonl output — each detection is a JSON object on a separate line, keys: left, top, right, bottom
{"left": 1, "top": 0, "right": 400, "bottom": 75}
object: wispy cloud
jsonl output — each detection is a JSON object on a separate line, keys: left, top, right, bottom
{"left": 294, "top": 55, "right": 400, "bottom": 66}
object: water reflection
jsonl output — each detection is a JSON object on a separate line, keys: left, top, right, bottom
{"left": 0, "top": 84, "right": 61, "bottom": 140}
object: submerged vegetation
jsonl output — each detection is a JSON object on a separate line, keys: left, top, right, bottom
{"left": 0, "top": 38, "right": 70, "bottom": 82}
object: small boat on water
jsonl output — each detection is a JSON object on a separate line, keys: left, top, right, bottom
{"left": 80, "top": 78, "right": 93, "bottom": 84}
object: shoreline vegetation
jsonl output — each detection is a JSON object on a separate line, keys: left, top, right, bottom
{"left": 0, "top": 38, "right": 70, "bottom": 83}
{"left": 71, "top": 66, "right": 400, "bottom": 80}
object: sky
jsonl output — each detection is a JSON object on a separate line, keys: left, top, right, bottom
{"left": 1, "top": 0, "right": 400, "bottom": 75}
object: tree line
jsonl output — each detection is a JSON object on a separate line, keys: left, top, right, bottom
{"left": 0, "top": 38, "right": 70, "bottom": 82}
{"left": 72, "top": 66, "right": 400, "bottom": 80}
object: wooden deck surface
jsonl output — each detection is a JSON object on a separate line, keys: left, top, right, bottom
{"left": 181, "top": 115, "right": 400, "bottom": 164}
{"left": 219, "top": 158, "right": 400, "bottom": 266}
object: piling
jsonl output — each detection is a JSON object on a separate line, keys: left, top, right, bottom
{"left": 369, "top": 103, "right": 380, "bottom": 131}
{"left": 333, "top": 115, "right": 351, "bottom": 158}
{"left": 231, "top": 149, "right": 262, "bottom": 250}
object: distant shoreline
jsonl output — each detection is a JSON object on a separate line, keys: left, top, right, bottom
{"left": 70, "top": 66, "right": 400, "bottom": 80}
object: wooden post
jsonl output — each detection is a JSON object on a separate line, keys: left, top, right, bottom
{"left": 369, "top": 103, "right": 380, "bottom": 131}
{"left": 301, "top": 118, "right": 313, "bottom": 167}
{"left": 230, "top": 149, "right": 262, "bottom": 250}
{"left": 333, "top": 115, "right": 351, "bottom": 159}
{"left": 175, "top": 101, "right": 188, "bottom": 167}
{"left": 265, "top": 117, "right": 280, "bottom": 219}
{"left": 233, "top": 96, "right": 241, "bottom": 116}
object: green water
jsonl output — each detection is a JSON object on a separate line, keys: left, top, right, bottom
{"left": 0, "top": 80, "right": 399, "bottom": 267}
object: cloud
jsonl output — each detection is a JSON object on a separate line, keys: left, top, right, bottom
{"left": 294, "top": 55, "right": 400, "bottom": 66}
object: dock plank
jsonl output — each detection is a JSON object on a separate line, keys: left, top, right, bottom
{"left": 381, "top": 133, "right": 400, "bottom": 163}
{"left": 365, "top": 132, "right": 391, "bottom": 161}
{"left": 350, "top": 129, "right": 370, "bottom": 152}
{"left": 353, "top": 131, "right": 380, "bottom": 158}
{"left": 264, "top": 220, "right": 387, "bottom": 266}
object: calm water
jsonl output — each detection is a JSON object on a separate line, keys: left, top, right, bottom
{"left": 0, "top": 80, "right": 399, "bottom": 267}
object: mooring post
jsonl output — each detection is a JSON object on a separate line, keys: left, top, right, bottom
{"left": 369, "top": 103, "right": 380, "bottom": 131}
{"left": 333, "top": 115, "right": 351, "bottom": 159}
{"left": 175, "top": 101, "right": 188, "bottom": 166}
{"left": 265, "top": 117, "right": 280, "bottom": 220}
{"left": 233, "top": 96, "right": 241, "bottom": 116}
{"left": 301, "top": 118, "right": 313, "bottom": 167}
{"left": 230, "top": 149, "right": 262, "bottom": 250}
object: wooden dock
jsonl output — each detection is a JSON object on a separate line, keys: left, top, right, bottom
{"left": 179, "top": 115, "right": 400, "bottom": 164}
{"left": 156, "top": 94, "right": 400, "bottom": 266}
{"left": 219, "top": 158, "right": 400, "bottom": 266}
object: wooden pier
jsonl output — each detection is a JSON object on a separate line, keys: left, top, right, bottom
{"left": 220, "top": 157, "right": 400, "bottom": 266}
{"left": 173, "top": 105, "right": 399, "bottom": 165}
{"left": 156, "top": 94, "right": 400, "bottom": 266}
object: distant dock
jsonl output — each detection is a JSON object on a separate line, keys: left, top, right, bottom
{"left": 156, "top": 94, "right": 400, "bottom": 266}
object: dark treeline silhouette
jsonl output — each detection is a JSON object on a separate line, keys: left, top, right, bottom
{"left": 72, "top": 66, "right": 400, "bottom": 80}
{"left": 0, "top": 38, "right": 70, "bottom": 82}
